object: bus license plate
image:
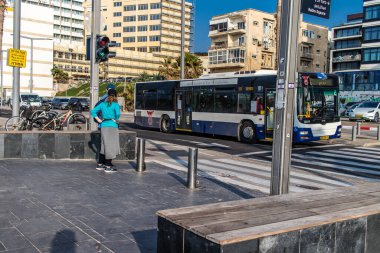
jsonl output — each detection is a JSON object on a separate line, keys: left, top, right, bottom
{"left": 320, "top": 136, "right": 329, "bottom": 140}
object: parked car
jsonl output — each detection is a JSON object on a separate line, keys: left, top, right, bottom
{"left": 348, "top": 101, "right": 380, "bottom": 122}
{"left": 67, "top": 97, "right": 90, "bottom": 111}
{"left": 345, "top": 102, "right": 361, "bottom": 116}
{"left": 52, "top": 97, "right": 70, "bottom": 110}
{"left": 41, "top": 97, "right": 53, "bottom": 109}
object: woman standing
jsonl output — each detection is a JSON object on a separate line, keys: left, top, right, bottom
{"left": 91, "top": 89, "right": 120, "bottom": 173}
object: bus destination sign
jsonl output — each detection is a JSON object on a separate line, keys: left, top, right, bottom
{"left": 301, "top": 0, "right": 331, "bottom": 19}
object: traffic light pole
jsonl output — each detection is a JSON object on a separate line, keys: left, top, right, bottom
{"left": 270, "top": 0, "right": 301, "bottom": 195}
{"left": 90, "top": 0, "right": 100, "bottom": 131}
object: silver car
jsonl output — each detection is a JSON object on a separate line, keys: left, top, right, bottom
{"left": 348, "top": 102, "right": 380, "bottom": 122}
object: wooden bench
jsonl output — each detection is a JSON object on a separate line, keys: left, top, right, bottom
{"left": 157, "top": 183, "right": 380, "bottom": 253}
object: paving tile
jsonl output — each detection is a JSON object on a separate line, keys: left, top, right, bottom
{"left": 0, "top": 160, "right": 255, "bottom": 253}
{"left": 0, "top": 228, "right": 33, "bottom": 251}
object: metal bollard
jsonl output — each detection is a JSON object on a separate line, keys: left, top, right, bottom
{"left": 378, "top": 126, "right": 380, "bottom": 141}
{"left": 352, "top": 126, "right": 357, "bottom": 141}
{"left": 136, "top": 138, "right": 146, "bottom": 172}
{"left": 187, "top": 147, "right": 198, "bottom": 189}
{"left": 357, "top": 122, "right": 361, "bottom": 135}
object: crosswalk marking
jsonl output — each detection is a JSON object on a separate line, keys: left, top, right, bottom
{"left": 324, "top": 149, "right": 379, "bottom": 159}
{"left": 342, "top": 148, "right": 380, "bottom": 155}
{"left": 321, "top": 150, "right": 380, "bottom": 162}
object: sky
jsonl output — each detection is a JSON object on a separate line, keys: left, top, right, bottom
{"left": 193, "top": 0, "right": 364, "bottom": 52}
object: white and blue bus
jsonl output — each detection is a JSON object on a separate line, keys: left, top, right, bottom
{"left": 134, "top": 71, "right": 341, "bottom": 143}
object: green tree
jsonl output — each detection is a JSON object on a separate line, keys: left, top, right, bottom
{"left": 159, "top": 53, "right": 203, "bottom": 80}
{"left": 134, "top": 71, "right": 163, "bottom": 82}
{"left": 51, "top": 65, "right": 69, "bottom": 84}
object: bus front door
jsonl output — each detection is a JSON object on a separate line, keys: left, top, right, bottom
{"left": 175, "top": 91, "right": 192, "bottom": 131}
{"left": 265, "top": 89, "right": 275, "bottom": 139}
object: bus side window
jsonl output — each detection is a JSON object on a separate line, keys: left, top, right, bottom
{"left": 194, "top": 87, "right": 214, "bottom": 112}
{"left": 237, "top": 93, "right": 252, "bottom": 113}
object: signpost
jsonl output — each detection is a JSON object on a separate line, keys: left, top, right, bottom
{"left": 301, "top": 0, "right": 331, "bottom": 19}
{"left": 271, "top": 0, "right": 331, "bottom": 195}
{"left": 7, "top": 49, "right": 27, "bottom": 68}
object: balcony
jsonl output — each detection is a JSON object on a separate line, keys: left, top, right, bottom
{"left": 332, "top": 54, "right": 361, "bottom": 63}
{"left": 208, "top": 49, "right": 245, "bottom": 69}
{"left": 208, "top": 58, "right": 245, "bottom": 69}
{"left": 300, "top": 52, "right": 313, "bottom": 59}
{"left": 209, "top": 26, "right": 246, "bottom": 37}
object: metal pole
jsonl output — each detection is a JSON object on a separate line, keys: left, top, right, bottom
{"left": 352, "top": 126, "right": 357, "bottom": 142}
{"left": 12, "top": 0, "right": 21, "bottom": 117}
{"left": 29, "top": 39, "right": 33, "bottom": 93}
{"left": 136, "top": 138, "right": 146, "bottom": 172}
{"left": 377, "top": 126, "right": 380, "bottom": 141}
{"left": 270, "top": 0, "right": 301, "bottom": 196}
{"left": 90, "top": 0, "right": 100, "bottom": 130}
{"left": 180, "top": 0, "right": 186, "bottom": 79}
{"left": 0, "top": 51, "right": 3, "bottom": 107}
{"left": 187, "top": 147, "right": 198, "bottom": 189}
{"left": 357, "top": 122, "right": 361, "bottom": 135}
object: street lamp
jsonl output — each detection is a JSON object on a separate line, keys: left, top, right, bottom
{"left": 12, "top": 34, "right": 53, "bottom": 93}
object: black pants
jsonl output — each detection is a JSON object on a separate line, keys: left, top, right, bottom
{"left": 99, "top": 153, "right": 112, "bottom": 166}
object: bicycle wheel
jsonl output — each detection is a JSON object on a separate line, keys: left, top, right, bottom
{"left": 31, "top": 110, "right": 43, "bottom": 120}
{"left": 33, "top": 117, "right": 56, "bottom": 131}
{"left": 67, "top": 113, "right": 88, "bottom": 130}
{"left": 5, "top": 116, "right": 27, "bottom": 131}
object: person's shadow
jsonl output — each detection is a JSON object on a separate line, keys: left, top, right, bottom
{"left": 50, "top": 229, "right": 77, "bottom": 253}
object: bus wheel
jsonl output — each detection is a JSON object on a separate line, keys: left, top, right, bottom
{"left": 239, "top": 121, "right": 257, "bottom": 143}
{"left": 160, "top": 115, "right": 172, "bottom": 133}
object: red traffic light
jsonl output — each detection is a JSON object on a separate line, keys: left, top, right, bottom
{"left": 97, "top": 36, "right": 110, "bottom": 47}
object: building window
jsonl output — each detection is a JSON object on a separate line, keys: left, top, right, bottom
{"left": 365, "top": 5, "right": 380, "bottom": 21}
{"left": 123, "top": 37, "right": 136, "bottom": 43}
{"left": 137, "top": 47, "right": 147, "bottom": 52}
{"left": 58, "top": 52, "right": 63, "bottom": 58}
{"left": 124, "top": 5, "right": 136, "bottom": 11}
{"left": 209, "top": 22, "right": 227, "bottom": 32}
{"left": 150, "top": 14, "right": 161, "bottom": 20}
{"left": 124, "top": 16, "right": 136, "bottom": 22}
{"left": 335, "top": 39, "right": 361, "bottom": 49}
{"left": 138, "top": 4, "right": 148, "bottom": 10}
{"left": 335, "top": 27, "right": 361, "bottom": 38}
{"left": 138, "top": 25, "right": 148, "bottom": 32}
{"left": 65, "top": 53, "right": 70, "bottom": 59}
{"left": 149, "top": 35, "right": 160, "bottom": 42}
{"left": 113, "top": 33, "right": 121, "bottom": 37}
{"left": 150, "top": 25, "right": 161, "bottom": 31}
{"left": 138, "top": 15, "right": 148, "bottom": 21}
{"left": 150, "top": 46, "right": 161, "bottom": 52}
{"left": 78, "top": 55, "right": 83, "bottom": 60}
{"left": 138, "top": 36, "right": 147, "bottom": 42}
{"left": 113, "top": 12, "right": 122, "bottom": 17}
{"left": 364, "top": 26, "right": 380, "bottom": 42}
{"left": 71, "top": 54, "right": 77, "bottom": 60}
{"left": 316, "top": 49, "right": 321, "bottom": 54}
{"left": 302, "top": 29, "right": 315, "bottom": 39}
{"left": 114, "top": 2, "right": 122, "bottom": 7}
{"left": 334, "top": 62, "right": 360, "bottom": 71}
{"left": 113, "top": 22, "right": 122, "bottom": 27}
{"left": 150, "top": 3, "right": 161, "bottom": 9}
{"left": 363, "top": 48, "right": 380, "bottom": 63}
{"left": 301, "top": 60, "right": 311, "bottom": 67}
{"left": 124, "top": 47, "right": 135, "bottom": 51}
{"left": 316, "top": 64, "right": 320, "bottom": 68}
{"left": 123, "top": 26, "right": 136, "bottom": 32}
{"left": 237, "top": 22, "right": 245, "bottom": 30}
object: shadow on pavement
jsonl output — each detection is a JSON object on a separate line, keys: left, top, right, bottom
{"left": 50, "top": 229, "right": 77, "bottom": 253}
{"left": 168, "top": 172, "right": 187, "bottom": 187}
{"left": 132, "top": 229, "right": 157, "bottom": 253}
{"left": 204, "top": 177, "right": 255, "bottom": 199}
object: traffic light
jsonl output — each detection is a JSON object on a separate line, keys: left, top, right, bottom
{"left": 96, "top": 35, "right": 110, "bottom": 63}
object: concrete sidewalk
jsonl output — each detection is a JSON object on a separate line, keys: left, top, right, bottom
{"left": 0, "top": 159, "right": 261, "bottom": 253}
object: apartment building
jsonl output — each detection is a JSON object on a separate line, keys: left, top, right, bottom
{"left": 2, "top": 2, "right": 54, "bottom": 98}
{"left": 207, "top": 9, "right": 329, "bottom": 74}
{"left": 331, "top": 0, "right": 380, "bottom": 102}
{"left": 298, "top": 22, "right": 329, "bottom": 73}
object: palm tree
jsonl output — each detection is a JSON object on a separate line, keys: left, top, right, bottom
{"left": 159, "top": 53, "right": 203, "bottom": 80}
{"left": 0, "top": 0, "right": 7, "bottom": 65}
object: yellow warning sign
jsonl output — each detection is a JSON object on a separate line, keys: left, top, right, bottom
{"left": 7, "top": 48, "right": 27, "bottom": 68}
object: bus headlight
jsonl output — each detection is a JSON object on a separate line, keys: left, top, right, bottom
{"left": 300, "top": 131, "right": 309, "bottom": 135}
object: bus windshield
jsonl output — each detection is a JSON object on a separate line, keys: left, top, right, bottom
{"left": 297, "top": 87, "right": 339, "bottom": 124}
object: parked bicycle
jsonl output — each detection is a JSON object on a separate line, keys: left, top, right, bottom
{"left": 5, "top": 106, "right": 43, "bottom": 131}
{"left": 34, "top": 109, "right": 88, "bottom": 131}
